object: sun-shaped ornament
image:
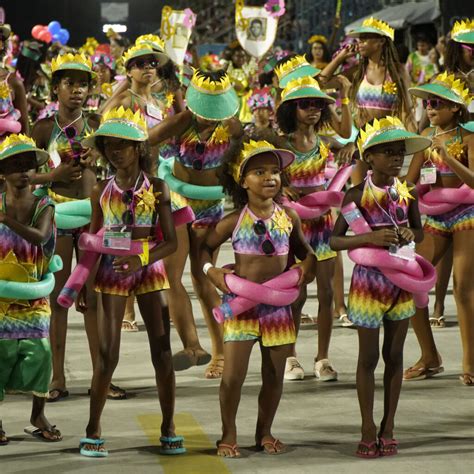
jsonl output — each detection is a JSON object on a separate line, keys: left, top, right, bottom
{"left": 0, "top": 251, "right": 36, "bottom": 315}
{"left": 135, "top": 185, "right": 161, "bottom": 214}
{"left": 272, "top": 209, "right": 292, "bottom": 235}
{"left": 382, "top": 81, "right": 397, "bottom": 95}
{"left": 213, "top": 125, "right": 230, "bottom": 144}
{"left": 446, "top": 140, "right": 464, "bottom": 160}
{"left": 394, "top": 180, "right": 415, "bottom": 206}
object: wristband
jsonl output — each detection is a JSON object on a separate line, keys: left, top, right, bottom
{"left": 203, "top": 262, "right": 214, "bottom": 275}
{"left": 138, "top": 240, "right": 149, "bottom": 267}
{"left": 340, "top": 97, "right": 350, "bottom": 105}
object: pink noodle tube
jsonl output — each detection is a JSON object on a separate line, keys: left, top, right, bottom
{"left": 341, "top": 202, "right": 436, "bottom": 308}
{"left": 57, "top": 206, "right": 195, "bottom": 308}
{"left": 212, "top": 268, "right": 301, "bottom": 323}
{"left": 417, "top": 183, "right": 474, "bottom": 216}
{"left": 282, "top": 164, "right": 353, "bottom": 219}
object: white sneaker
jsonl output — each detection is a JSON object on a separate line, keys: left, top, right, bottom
{"left": 284, "top": 357, "right": 305, "bottom": 381}
{"left": 314, "top": 359, "right": 338, "bottom": 381}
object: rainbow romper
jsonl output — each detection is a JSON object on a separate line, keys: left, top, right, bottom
{"left": 222, "top": 204, "right": 296, "bottom": 347}
{"left": 170, "top": 120, "right": 229, "bottom": 228}
{"left": 45, "top": 114, "right": 93, "bottom": 237}
{"left": 94, "top": 173, "right": 169, "bottom": 296}
{"left": 347, "top": 174, "right": 415, "bottom": 328}
{"left": 423, "top": 127, "right": 474, "bottom": 237}
{"left": 0, "top": 195, "right": 56, "bottom": 400}
{"left": 285, "top": 136, "right": 336, "bottom": 261}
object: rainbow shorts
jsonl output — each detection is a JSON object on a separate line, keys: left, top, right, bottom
{"left": 170, "top": 191, "right": 224, "bottom": 229}
{"left": 424, "top": 204, "right": 474, "bottom": 238}
{"left": 95, "top": 255, "right": 170, "bottom": 296}
{"left": 222, "top": 294, "right": 296, "bottom": 347}
{"left": 301, "top": 211, "right": 337, "bottom": 261}
{"left": 347, "top": 264, "right": 415, "bottom": 329}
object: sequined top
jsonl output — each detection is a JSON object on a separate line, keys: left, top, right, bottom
{"left": 285, "top": 137, "right": 327, "bottom": 187}
{"left": 424, "top": 126, "right": 467, "bottom": 177}
{"left": 361, "top": 172, "right": 410, "bottom": 228}
{"left": 0, "top": 194, "right": 56, "bottom": 339}
{"left": 99, "top": 173, "right": 159, "bottom": 228}
{"left": 232, "top": 203, "right": 293, "bottom": 256}
{"left": 176, "top": 120, "right": 230, "bottom": 171}
{"left": 356, "top": 73, "right": 398, "bottom": 111}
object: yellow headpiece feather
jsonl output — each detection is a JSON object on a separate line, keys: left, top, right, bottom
{"left": 100, "top": 106, "right": 147, "bottom": 133}
{"left": 190, "top": 70, "right": 232, "bottom": 95}
{"left": 122, "top": 44, "right": 156, "bottom": 66}
{"left": 357, "top": 116, "right": 405, "bottom": 155}
{"left": 275, "top": 55, "right": 311, "bottom": 81}
{"left": 231, "top": 140, "right": 278, "bottom": 183}
{"left": 51, "top": 53, "right": 93, "bottom": 74}
{"left": 361, "top": 17, "right": 394, "bottom": 41}
{"left": 433, "top": 72, "right": 472, "bottom": 105}
{"left": 135, "top": 34, "right": 165, "bottom": 52}
{"left": 281, "top": 76, "right": 322, "bottom": 100}
{"left": 451, "top": 19, "right": 474, "bottom": 41}
{"left": 0, "top": 134, "right": 37, "bottom": 154}
{"left": 307, "top": 35, "right": 327, "bottom": 45}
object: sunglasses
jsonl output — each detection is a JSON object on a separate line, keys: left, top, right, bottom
{"left": 296, "top": 98, "right": 325, "bottom": 110}
{"left": 131, "top": 59, "right": 158, "bottom": 69}
{"left": 387, "top": 186, "right": 406, "bottom": 222}
{"left": 64, "top": 126, "right": 84, "bottom": 164}
{"left": 254, "top": 220, "right": 275, "bottom": 255}
{"left": 422, "top": 98, "right": 448, "bottom": 110}
{"left": 121, "top": 190, "right": 134, "bottom": 225}
{"left": 192, "top": 142, "right": 206, "bottom": 170}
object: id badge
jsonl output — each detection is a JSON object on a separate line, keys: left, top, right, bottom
{"left": 103, "top": 228, "right": 132, "bottom": 250}
{"left": 389, "top": 241, "right": 415, "bottom": 261}
{"left": 420, "top": 166, "right": 437, "bottom": 185}
{"left": 146, "top": 103, "right": 163, "bottom": 121}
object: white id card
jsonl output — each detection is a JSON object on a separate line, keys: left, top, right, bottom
{"left": 103, "top": 230, "right": 132, "bottom": 250}
{"left": 420, "top": 166, "right": 437, "bottom": 185}
{"left": 389, "top": 241, "right": 416, "bottom": 261}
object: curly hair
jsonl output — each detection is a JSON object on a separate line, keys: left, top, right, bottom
{"left": 219, "top": 141, "right": 285, "bottom": 208}
{"left": 276, "top": 99, "right": 331, "bottom": 134}
{"left": 94, "top": 137, "right": 153, "bottom": 174}
{"left": 350, "top": 38, "right": 409, "bottom": 126}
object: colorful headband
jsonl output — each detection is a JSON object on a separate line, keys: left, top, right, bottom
{"left": 247, "top": 87, "right": 275, "bottom": 111}
{"left": 308, "top": 35, "right": 327, "bottom": 45}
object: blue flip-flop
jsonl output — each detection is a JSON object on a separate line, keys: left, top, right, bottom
{"left": 79, "top": 437, "right": 108, "bottom": 457}
{"left": 159, "top": 435, "right": 186, "bottom": 455}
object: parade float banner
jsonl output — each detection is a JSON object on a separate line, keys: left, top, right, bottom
{"left": 160, "top": 6, "right": 196, "bottom": 66}
{"left": 235, "top": 0, "right": 285, "bottom": 59}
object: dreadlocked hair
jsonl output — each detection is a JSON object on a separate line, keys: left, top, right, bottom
{"left": 350, "top": 38, "right": 410, "bottom": 126}
{"left": 445, "top": 39, "right": 471, "bottom": 74}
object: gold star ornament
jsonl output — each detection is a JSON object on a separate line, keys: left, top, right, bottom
{"left": 135, "top": 185, "right": 162, "bottom": 214}
{"left": 394, "top": 180, "right": 415, "bottom": 206}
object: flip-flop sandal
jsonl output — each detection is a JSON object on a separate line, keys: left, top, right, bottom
{"left": 0, "top": 430, "right": 9, "bottom": 446}
{"left": 257, "top": 438, "right": 286, "bottom": 455}
{"left": 459, "top": 374, "right": 474, "bottom": 386}
{"left": 88, "top": 384, "right": 127, "bottom": 400}
{"left": 429, "top": 316, "right": 446, "bottom": 328}
{"left": 339, "top": 313, "right": 354, "bottom": 327}
{"left": 121, "top": 320, "right": 139, "bottom": 332}
{"left": 47, "top": 388, "right": 69, "bottom": 403}
{"left": 355, "top": 440, "right": 379, "bottom": 458}
{"left": 205, "top": 358, "right": 224, "bottom": 379}
{"left": 24, "top": 425, "right": 62, "bottom": 442}
{"left": 79, "top": 437, "right": 108, "bottom": 457}
{"left": 378, "top": 437, "right": 398, "bottom": 457}
{"left": 159, "top": 435, "right": 186, "bottom": 455}
{"left": 216, "top": 440, "right": 241, "bottom": 458}
{"left": 300, "top": 313, "right": 316, "bottom": 325}
{"left": 403, "top": 365, "right": 444, "bottom": 381}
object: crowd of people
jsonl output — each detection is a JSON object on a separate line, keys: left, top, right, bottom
{"left": 0, "top": 8, "right": 473, "bottom": 462}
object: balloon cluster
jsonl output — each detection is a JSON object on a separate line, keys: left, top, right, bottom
{"left": 31, "top": 21, "right": 70, "bottom": 45}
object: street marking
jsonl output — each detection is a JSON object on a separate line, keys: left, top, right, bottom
{"left": 137, "top": 413, "right": 230, "bottom": 474}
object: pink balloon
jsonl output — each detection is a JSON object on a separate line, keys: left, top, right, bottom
{"left": 31, "top": 25, "right": 44, "bottom": 40}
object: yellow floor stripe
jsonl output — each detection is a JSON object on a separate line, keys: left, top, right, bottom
{"left": 137, "top": 413, "right": 230, "bottom": 474}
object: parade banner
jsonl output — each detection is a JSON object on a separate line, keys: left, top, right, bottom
{"left": 160, "top": 6, "right": 196, "bottom": 66}
{"left": 235, "top": 0, "right": 284, "bottom": 59}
